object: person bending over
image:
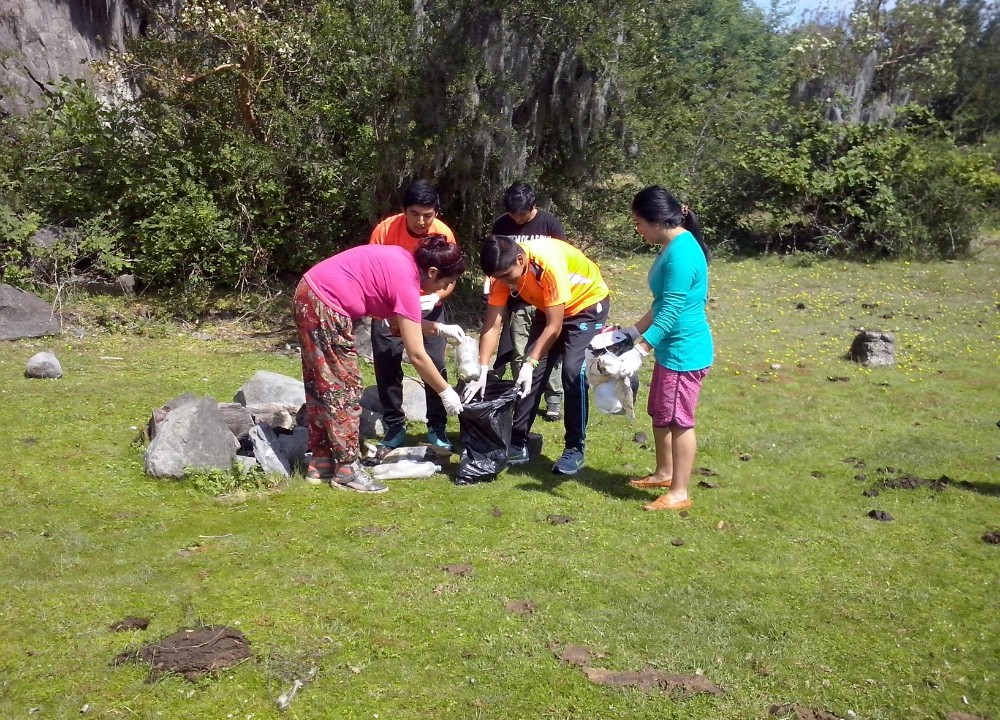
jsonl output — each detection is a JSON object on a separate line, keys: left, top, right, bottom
{"left": 294, "top": 237, "right": 467, "bottom": 493}
{"left": 464, "top": 235, "right": 609, "bottom": 475}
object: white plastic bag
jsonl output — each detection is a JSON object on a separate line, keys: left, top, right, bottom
{"left": 455, "top": 335, "right": 481, "bottom": 382}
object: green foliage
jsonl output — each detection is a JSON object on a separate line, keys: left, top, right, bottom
{"left": 185, "top": 463, "right": 280, "bottom": 496}
{"left": 725, "top": 107, "right": 994, "bottom": 256}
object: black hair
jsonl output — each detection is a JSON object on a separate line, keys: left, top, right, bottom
{"left": 631, "top": 185, "right": 709, "bottom": 262}
{"left": 502, "top": 182, "right": 537, "bottom": 215}
{"left": 415, "top": 234, "right": 466, "bottom": 279}
{"left": 479, "top": 235, "right": 523, "bottom": 276}
{"left": 403, "top": 180, "right": 441, "bottom": 211}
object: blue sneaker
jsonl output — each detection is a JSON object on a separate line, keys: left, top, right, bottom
{"left": 507, "top": 444, "right": 529, "bottom": 465}
{"left": 426, "top": 427, "right": 453, "bottom": 452}
{"left": 552, "top": 447, "right": 585, "bottom": 475}
{"left": 378, "top": 425, "right": 407, "bottom": 450}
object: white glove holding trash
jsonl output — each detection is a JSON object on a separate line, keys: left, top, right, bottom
{"left": 615, "top": 345, "right": 648, "bottom": 378}
{"left": 435, "top": 323, "right": 466, "bottom": 344}
{"left": 439, "top": 387, "right": 464, "bottom": 415}
{"left": 461, "top": 367, "right": 490, "bottom": 403}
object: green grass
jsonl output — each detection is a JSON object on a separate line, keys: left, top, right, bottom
{"left": 1, "top": 243, "right": 998, "bottom": 719}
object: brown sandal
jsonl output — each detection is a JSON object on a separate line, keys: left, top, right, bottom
{"left": 305, "top": 456, "right": 335, "bottom": 486}
{"left": 628, "top": 475, "right": 672, "bottom": 489}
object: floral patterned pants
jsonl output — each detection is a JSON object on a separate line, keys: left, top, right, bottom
{"left": 293, "top": 279, "right": 363, "bottom": 464}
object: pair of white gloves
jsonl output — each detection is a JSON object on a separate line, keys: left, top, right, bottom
{"left": 459, "top": 325, "right": 650, "bottom": 405}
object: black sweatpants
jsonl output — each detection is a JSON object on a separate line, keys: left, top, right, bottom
{"left": 511, "top": 298, "right": 609, "bottom": 452}
{"left": 371, "top": 303, "right": 448, "bottom": 431}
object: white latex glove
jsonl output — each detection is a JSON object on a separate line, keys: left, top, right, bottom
{"left": 621, "top": 324, "right": 641, "bottom": 342}
{"left": 515, "top": 361, "right": 535, "bottom": 398}
{"left": 435, "top": 323, "right": 466, "bottom": 344}
{"left": 461, "top": 367, "right": 490, "bottom": 402}
{"left": 439, "top": 386, "right": 463, "bottom": 416}
{"left": 420, "top": 293, "right": 441, "bottom": 312}
{"left": 616, "top": 346, "right": 648, "bottom": 378}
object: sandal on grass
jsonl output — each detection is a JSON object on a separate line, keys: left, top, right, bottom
{"left": 628, "top": 475, "right": 672, "bottom": 489}
{"left": 305, "top": 456, "right": 335, "bottom": 486}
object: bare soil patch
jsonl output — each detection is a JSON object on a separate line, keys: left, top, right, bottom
{"left": 113, "top": 625, "right": 250, "bottom": 681}
{"left": 109, "top": 616, "right": 150, "bottom": 632}
{"left": 504, "top": 600, "right": 535, "bottom": 615}
{"left": 441, "top": 563, "right": 473, "bottom": 577}
{"left": 583, "top": 667, "right": 724, "bottom": 698}
{"left": 550, "top": 642, "right": 604, "bottom": 666}
{"left": 769, "top": 703, "right": 843, "bottom": 720}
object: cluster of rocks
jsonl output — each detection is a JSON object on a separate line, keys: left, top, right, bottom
{"left": 144, "top": 370, "right": 432, "bottom": 479}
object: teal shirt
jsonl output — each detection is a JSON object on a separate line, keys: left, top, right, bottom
{"left": 640, "top": 230, "right": 714, "bottom": 371}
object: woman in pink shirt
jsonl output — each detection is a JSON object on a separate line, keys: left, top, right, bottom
{"left": 294, "top": 236, "right": 467, "bottom": 493}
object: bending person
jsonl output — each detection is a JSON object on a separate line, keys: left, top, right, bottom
{"left": 370, "top": 180, "right": 463, "bottom": 451}
{"left": 464, "top": 235, "right": 609, "bottom": 475}
{"left": 614, "top": 186, "right": 714, "bottom": 511}
{"left": 294, "top": 237, "right": 467, "bottom": 493}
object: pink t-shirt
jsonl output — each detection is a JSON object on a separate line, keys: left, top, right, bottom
{"left": 303, "top": 245, "right": 422, "bottom": 323}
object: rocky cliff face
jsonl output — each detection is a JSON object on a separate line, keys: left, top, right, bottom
{"left": 0, "top": 0, "right": 146, "bottom": 115}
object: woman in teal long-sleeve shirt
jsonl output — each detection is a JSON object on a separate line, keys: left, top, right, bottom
{"left": 615, "top": 186, "right": 714, "bottom": 511}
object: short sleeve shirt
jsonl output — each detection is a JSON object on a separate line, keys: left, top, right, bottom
{"left": 304, "top": 244, "right": 422, "bottom": 323}
{"left": 369, "top": 213, "right": 457, "bottom": 254}
{"left": 487, "top": 236, "right": 608, "bottom": 317}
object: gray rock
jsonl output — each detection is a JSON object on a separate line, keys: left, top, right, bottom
{"left": 0, "top": 284, "right": 60, "bottom": 340}
{"left": 0, "top": 0, "right": 145, "bottom": 116}
{"left": 402, "top": 376, "right": 428, "bottom": 422}
{"left": 848, "top": 330, "right": 895, "bottom": 367}
{"left": 25, "top": 350, "right": 62, "bottom": 378}
{"left": 233, "top": 370, "right": 305, "bottom": 408}
{"left": 360, "top": 407, "right": 385, "bottom": 439}
{"left": 147, "top": 392, "right": 200, "bottom": 440}
{"left": 354, "top": 317, "right": 373, "bottom": 362}
{"left": 275, "top": 426, "right": 309, "bottom": 470}
{"left": 246, "top": 402, "right": 299, "bottom": 431}
{"left": 360, "top": 384, "right": 383, "bottom": 412}
{"left": 217, "top": 402, "right": 255, "bottom": 440}
{"left": 234, "top": 455, "right": 258, "bottom": 471}
{"left": 248, "top": 423, "right": 291, "bottom": 477}
{"left": 144, "top": 397, "right": 238, "bottom": 478}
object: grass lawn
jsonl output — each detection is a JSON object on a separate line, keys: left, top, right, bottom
{"left": 1, "top": 241, "right": 997, "bottom": 719}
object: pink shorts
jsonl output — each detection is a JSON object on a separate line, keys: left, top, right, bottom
{"left": 647, "top": 364, "right": 709, "bottom": 429}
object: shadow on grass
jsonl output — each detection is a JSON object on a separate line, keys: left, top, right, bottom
{"left": 502, "top": 456, "right": 654, "bottom": 502}
{"left": 954, "top": 480, "right": 1000, "bottom": 497}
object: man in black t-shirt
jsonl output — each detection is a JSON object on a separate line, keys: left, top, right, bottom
{"left": 489, "top": 182, "right": 568, "bottom": 421}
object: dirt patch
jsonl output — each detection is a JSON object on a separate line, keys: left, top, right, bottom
{"left": 547, "top": 515, "right": 573, "bottom": 525}
{"left": 550, "top": 642, "right": 604, "bottom": 667}
{"left": 769, "top": 703, "right": 843, "bottom": 720}
{"left": 671, "top": 538, "right": 685, "bottom": 546}
{"left": 109, "top": 616, "right": 150, "bottom": 632}
{"left": 441, "top": 563, "right": 473, "bottom": 577}
{"left": 113, "top": 625, "right": 250, "bottom": 681}
{"left": 583, "top": 667, "right": 723, "bottom": 698}
{"left": 505, "top": 600, "right": 535, "bottom": 615}
{"left": 842, "top": 456, "right": 866, "bottom": 468}
{"left": 982, "top": 530, "right": 1000, "bottom": 544}
{"left": 491, "top": 506, "right": 503, "bottom": 517}
{"left": 868, "top": 510, "right": 894, "bottom": 522}
{"left": 945, "top": 712, "right": 992, "bottom": 720}
{"left": 694, "top": 467, "right": 718, "bottom": 476}
{"left": 698, "top": 480, "right": 720, "bottom": 489}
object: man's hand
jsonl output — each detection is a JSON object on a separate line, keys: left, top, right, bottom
{"left": 420, "top": 293, "right": 441, "bottom": 312}
{"left": 439, "top": 387, "right": 463, "bottom": 416}
{"left": 515, "top": 362, "right": 534, "bottom": 398}
{"left": 461, "top": 367, "right": 490, "bottom": 403}
{"left": 435, "top": 323, "right": 466, "bottom": 344}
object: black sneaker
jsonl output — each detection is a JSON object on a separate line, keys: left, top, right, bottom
{"left": 543, "top": 404, "right": 562, "bottom": 422}
{"left": 507, "top": 445, "right": 529, "bottom": 465}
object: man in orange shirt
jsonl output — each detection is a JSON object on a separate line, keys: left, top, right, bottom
{"left": 463, "top": 235, "right": 610, "bottom": 475}
{"left": 370, "top": 180, "right": 465, "bottom": 451}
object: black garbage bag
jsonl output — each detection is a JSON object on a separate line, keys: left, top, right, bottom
{"left": 455, "top": 379, "right": 518, "bottom": 485}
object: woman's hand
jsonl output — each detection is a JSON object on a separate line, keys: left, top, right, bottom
{"left": 439, "top": 387, "right": 463, "bottom": 415}
{"left": 435, "top": 323, "right": 466, "bottom": 344}
{"left": 616, "top": 346, "right": 648, "bottom": 377}
{"left": 461, "top": 367, "right": 490, "bottom": 402}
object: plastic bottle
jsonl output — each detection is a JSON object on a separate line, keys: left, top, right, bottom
{"left": 455, "top": 336, "right": 481, "bottom": 382}
{"left": 371, "top": 460, "right": 440, "bottom": 479}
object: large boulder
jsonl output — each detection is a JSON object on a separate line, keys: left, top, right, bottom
{"left": 0, "top": 284, "right": 60, "bottom": 340}
{"left": 248, "top": 423, "right": 291, "bottom": 477}
{"left": 144, "top": 397, "right": 238, "bottom": 478}
{"left": 402, "top": 376, "right": 428, "bottom": 422}
{"left": 233, "top": 370, "right": 305, "bottom": 408}
{"left": 25, "top": 350, "right": 62, "bottom": 378}
{"left": 246, "top": 402, "right": 298, "bottom": 432}
{"left": 147, "top": 392, "right": 199, "bottom": 441}
{"left": 216, "top": 402, "right": 255, "bottom": 440}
